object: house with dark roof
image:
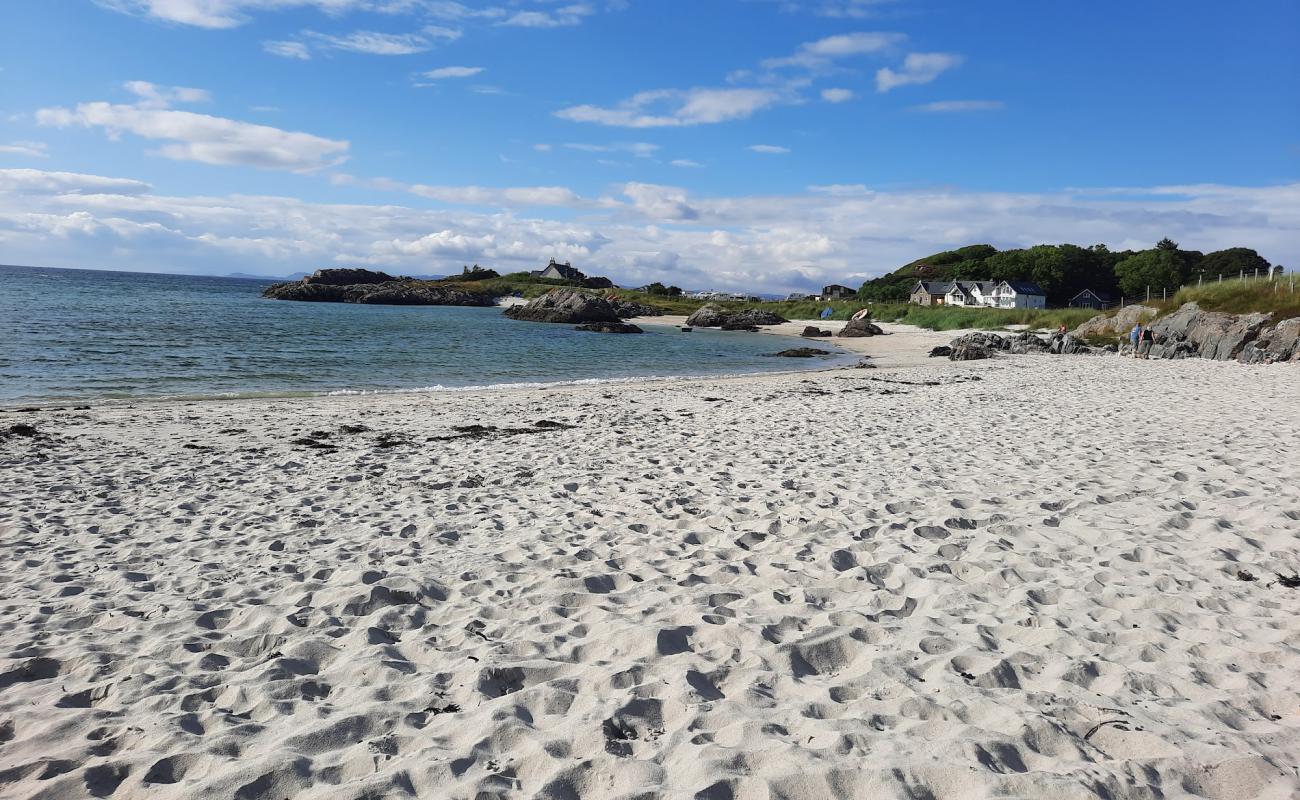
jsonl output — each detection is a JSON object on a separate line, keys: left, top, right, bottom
{"left": 910, "top": 281, "right": 952, "bottom": 305}
{"left": 820, "top": 284, "right": 856, "bottom": 300}
{"left": 534, "top": 258, "right": 587, "bottom": 282}
{"left": 988, "top": 280, "right": 1047, "bottom": 309}
{"left": 1068, "top": 289, "right": 1116, "bottom": 310}
{"left": 945, "top": 281, "right": 997, "bottom": 307}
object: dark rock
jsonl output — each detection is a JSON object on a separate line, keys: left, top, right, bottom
{"left": 837, "top": 317, "right": 884, "bottom": 338}
{"left": 801, "top": 326, "right": 832, "bottom": 337}
{"left": 504, "top": 289, "right": 622, "bottom": 324}
{"left": 610, "top": 299, "right": 665, "bottom": 318}
{"left": 574, "top": 322, "right": 644, "bottom": 334}
{"left": 949, "top": 343, "right": 995, "bottom": 361}
{"left": 928, "top": 346, "right": 952, "bottom": 358}
{"left": 1239, "top": 318, "right": 1300, "bottom": 364}
{"left": 264, "top": 269, "right": 496, "bottom": 306}
{"left": 1148, "top": 302, "right": 1273, "bottom": 361}
{"left": 1008, "top": 331, "right": 1050, "bottom": 354}
{"left": 766, "top": 348, "right": 831, "bottom": 358}
{"left": 854, "top": 358, "right": 876, "bottom": 369}
{"left": 302, "top": 268, "right": 396, "bottom": 286}
{"left": 685, "top": 304, "right": 787, "bottom": 329}
{"left": 1046, "top": 332, "right": 1093, "bottom": 355}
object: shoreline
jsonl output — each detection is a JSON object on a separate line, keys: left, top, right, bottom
{"left": 1, "top": 317, "right": 960, "bottom": 412}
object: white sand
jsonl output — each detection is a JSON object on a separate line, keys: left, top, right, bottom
{"left": 2, "top": 351, "right": 1298, "bottom": 799}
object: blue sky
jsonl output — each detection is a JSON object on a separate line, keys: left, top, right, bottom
{"left": 1, "top": 0, "right": 1297, "bottom": 291}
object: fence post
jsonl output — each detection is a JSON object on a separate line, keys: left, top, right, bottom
{"left": 1146, "top": 286, "right": 1150, "bottom": 301}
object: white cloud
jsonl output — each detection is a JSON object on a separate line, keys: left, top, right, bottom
{"left": 671, "top": 159, "right": 703, "bottom": 168}
{"left": 94, "top": 0, "right": 389, "bottom": 29}
{"left": 910, "top": 100, "right": 1004, "bottom": 112}
{"left": 533, "top": 143, "right": 553, "bottom": 152}
{"left": 564, "top": 142, "right": 660, "bottom": 157}
{"left": 264, "top": 40, "right": 312, "bottom": 59}
{"left": 420, "top": 65, "right": 484, "bottom": 79}
{"left": 499, "top": 3, "right": 594, "bottom": 28}
{"left": 0, "top": 168, "right": 151, "bottom": 195}
{"left": 0, "top": 141, "right": 50, "bottom": 158}
{"left": 6, "top": 167, "right": 1297, "bottom": 295}
{"left": 821, "top": 88, "right": 854, "bottom": 103}
{"left": 876, "top": 52, "right": 962, "bottom": 91}
{"left": 556, "top": 87, "right": 782, "bottom": 128}
{"left": 124, "top": 80, "right": 212, "bottom": 107}
{"left": 36, "top": 83, "right": 348, "bottom": 172}
{"left": 748, "top": 144, "right": 791, "bottom": 154}
{"left": 762, "top": 31, "right": 905, "bottom": 70}
{"left": 330, "top": 172, "right": 589, "bottom": 207}
{"left": 304, "top": 26, "right": 460, "bottom": 55}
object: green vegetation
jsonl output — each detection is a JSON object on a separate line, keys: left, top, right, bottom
{"left": 873, "top": 305, "right": 1099, "bottom": 332}
{"left": 856, "top": 239, "right": 1281, "bottom": 307}
{"left": 1148, "top": 276, "right": 1300, "bottom": 320}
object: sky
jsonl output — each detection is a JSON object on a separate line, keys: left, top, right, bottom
{"left": 0, "top": 0, "right": 1297, "bottom": 292}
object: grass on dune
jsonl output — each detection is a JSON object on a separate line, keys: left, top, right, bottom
{"left": 1149, "top": 276, "right": 1300, "bottom": 320}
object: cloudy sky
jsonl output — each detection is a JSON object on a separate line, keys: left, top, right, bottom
{"left": 1, "top": 0, "right": 1297, "bottom": 291}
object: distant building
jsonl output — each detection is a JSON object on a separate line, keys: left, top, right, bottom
{"left": 916, "top": 279, "right": 1046, "bottom": 309}
{"left": 1068, "top": 289, "right": 1116, "bottom": 310}
{"left": 786, "top": 292, "right": 817, "bottom": 301}
{"left": 910, "top": 281, "right": 952, "bottom": 305}
{"left": 534, "top": 258, "right": 586, "bottom": 282}
{"left": 820, "top": 284, "right": 856, "bottom": 300}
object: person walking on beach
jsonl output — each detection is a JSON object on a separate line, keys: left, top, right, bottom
{"left": 1139, "top": 324, "right": 1156, "bottom": 359}
{"left": 1130, "top": 323, "right": 1143, "bottom": 358}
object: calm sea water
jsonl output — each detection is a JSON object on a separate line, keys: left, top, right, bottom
{"left": 0, "top": 265, "right": 847, "bottom": 404}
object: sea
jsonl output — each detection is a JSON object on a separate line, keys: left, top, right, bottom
{"left": 0, "top": 264, "right": 848, "bottom": 405}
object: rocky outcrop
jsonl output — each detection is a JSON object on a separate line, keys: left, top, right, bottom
{"left": 949, "top": 341, "right": 995, "bottom": 361}
{"left": 1239, "top": 318, "right": 1300, "bottom": 364}
{"left": 574, "top": 322, "right": 643, "bottom": 334}
{"left": 928, "top": 345, "right": 952, "bottom": 358}
{"left": 1148, "top": 303, "right": 1273, "bottom": 361}
{"left": 303, "top": 268, "right": 396, "bottom": 286}
{"left": 766, "top": 347, "right": 831, "bottom": 358}
{"left": 263, "top": 269, "right": 496, "bottom": 306}
{"left": 801, "top": 326, "right": 832, "bottom": 337}
{"left": 837, "top": 317, "right": 884, "bottom": 338}
{"left": 1072, "top": 304, "right": 1157, "bottom": 339}
{"left": 610, "top": 300, "right": 665, "bottom": 319}
{"left": 504, "top": 289, "right": 622, "bottom": 324}
{"left": 944, "top": 330, "right": 1099, "bottom": 360}
{"left": 684, "top": 305, "right": 788, "bottom": 330}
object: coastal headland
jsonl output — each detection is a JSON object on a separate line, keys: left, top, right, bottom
{"left": 2, "top": 348, "right": 1297, "bottom": 799}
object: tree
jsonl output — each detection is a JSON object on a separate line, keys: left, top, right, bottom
{"left": 1114, "top": 249, "right": 1186, "bottom": 297}
{"left": 1156, "top": 237, "right": 1180, "bottom": 252}
{"left": 1199, "top": 247, "right": 1271, "bottom": 279}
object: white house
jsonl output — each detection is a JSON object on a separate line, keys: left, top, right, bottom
{"left": 989, "top": 280, "right": 1047, "bottom": 309}
{"left": 944, "top": 281, "right": 995, "bottom": 307}
{"left": 942, "top": 280, "right": 1046, "bottom": 309}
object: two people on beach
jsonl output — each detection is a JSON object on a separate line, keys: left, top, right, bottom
{"left": 1130, "top": 323, "right": 1155, "bottom": 358}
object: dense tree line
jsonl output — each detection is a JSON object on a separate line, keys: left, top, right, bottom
{"left": 856, "top": 240, "right": 1275, "bottom": 305}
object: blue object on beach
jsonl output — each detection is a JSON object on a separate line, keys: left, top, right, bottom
{"left": 819, "top": 307, "right": 833, "bottom": 319}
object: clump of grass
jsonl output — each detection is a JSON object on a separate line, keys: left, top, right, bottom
{"left": 1153, "top": 276, "right": 1300, "bottom": 320}
{"left": 868, "top": 305, "right": 1097, "bottom": 332}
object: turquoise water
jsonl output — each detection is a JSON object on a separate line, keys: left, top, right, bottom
{"left": 0, "top": 265, "right": 847, "bottom": 404}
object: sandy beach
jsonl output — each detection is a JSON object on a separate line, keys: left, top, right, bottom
{"left": 2, "top": 344, "right": 1298, "bottom": 799}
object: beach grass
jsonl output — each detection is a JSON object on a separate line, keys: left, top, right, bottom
{"left": 1150, "top": 276, "right": 1300, "bottom": 320}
